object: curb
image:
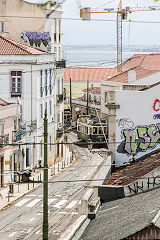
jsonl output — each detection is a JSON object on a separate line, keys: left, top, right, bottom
{"left": 58, "top": 215, "right": 89, "bottom": 240}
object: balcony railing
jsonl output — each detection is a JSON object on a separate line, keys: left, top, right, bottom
{"left": 57, "top": 94, "right": 63, "bottom": 103}
{"left": 55, "top": 60, "right": 66, "bottom": 69}
{"left": 12, "top": 130, "right": 22, "bottom": 142}
{"left": 57, "top": 129, "right": 63, "bottom": 139}
{"left": 11, "top": 92, "right": 21, "bottom": 98}
{"left": 0, "top": 134, "right": 9, "bottom": 147}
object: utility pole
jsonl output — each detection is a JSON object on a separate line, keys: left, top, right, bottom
{"left": 43, "top": 110, "right": 48, "bottom": 240}
{"left": 70, "top": 78, "right": 72, "bottom": 117}
{"left": 86, "top": 80, "right": 89, "bottom": 115}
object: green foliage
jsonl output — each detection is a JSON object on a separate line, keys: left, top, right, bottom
{"left": 38, "top": 1, "right": 56, "bottom": 8}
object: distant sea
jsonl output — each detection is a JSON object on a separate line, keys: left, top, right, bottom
{"left": 62, "top": 45, "right": 159, "bottom": 68}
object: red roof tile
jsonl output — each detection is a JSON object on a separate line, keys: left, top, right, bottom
{"left": 64, "top": 68, "right": 117, "bottom": 82}
{"left": 108, "top": 150, "right": 160, "bottom": 186}
{"left": 0, "top": 35, "right": 46, "bottom": 55}
{"left": 109, "top": 66, "right": 158, "bottom": 83}
{"left": 83, "top": 87, "right": 101, "bottom": 94}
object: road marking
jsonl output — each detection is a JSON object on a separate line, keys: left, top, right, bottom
{"left": 26, "top": 199, "right": 41, "bottom": 207}
{"left": 53, "top": 200, "right": 67, "bottom": 209}
{"left": 35, "top": 230, "right": 41, "bottom": 235}
{"left": 29, "top": 217, "right": 35, "bottom": 222}
{"left": 54, "top": 195, "right": 61, "bottom": 197}
{"left": 100, "top": 205, "right": 119, "bottom": 213}
{"left": 66, "top": 200, "right": 78, "bottom": 209}
{"left": 41, "top": 198, "right": 56, "bottom": 206}
{"left": 15, "top": 198, "right": 31, "bottom": 207}
{"left": 9, "top": 232, "right": 17, "bottom": 237}
{"left": 59, "top": 211, "right": 78, "bottom": 215}
{"left": 82, "top": 176, "right": 86, "bottom": 179}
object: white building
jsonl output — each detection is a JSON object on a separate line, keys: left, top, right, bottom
{"left": 0, "top": 35, "right": 64, "bottom": 169}
{"left": 101, "top": 54, "right": 160, "bottom": 165}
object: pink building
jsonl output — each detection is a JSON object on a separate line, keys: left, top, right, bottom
{"left": 0, "top": 98, "right": 20, "bottom": 188}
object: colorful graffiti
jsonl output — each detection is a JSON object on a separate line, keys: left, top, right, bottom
{"left": 117, "top": 123, "right": 160, "bottom": 155}
{"left": 20, "top": 31, "right": 51, "bottom": 47}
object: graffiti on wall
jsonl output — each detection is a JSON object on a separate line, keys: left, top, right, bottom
{"left": 117, "top": 123, "right": 160, "bottom": 155}
{"left": 20, "top": 31, "right": 51, "bottom": 47}
{"left": 116, "top": 118, "right": 134, "bottom": 128}
{"left": 128, "top": 175, "right": 160, "bottom": 194}
{"left": 153, "top": 99, "right": 160, "bottom": 120}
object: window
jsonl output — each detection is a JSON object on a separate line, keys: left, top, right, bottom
{"left": 105, "top": 92, "right": 108, "bottom": 103}
{"left": 62, "top": 78, "right": 64, "bottom": 95}
{"left": 11, "top": 71, "right": 22, "bottom": 97}
{"left": 40, "top": 140, "right": 43, "bottom": 157}
{"left": 45, "top": 102, "right": 47, "bottom": 114}
{"left": 40, "top": 104, "right": 43, "bottom": 119}
{"left": 59, "top": 19, "right": 61, "bottom": 38}
{"left": 93, "top": 127, "right": 97, "bottom": 134}
{"left": 0, "top": 123, "right": 4, "bottom": 136}
{"left": 20, "top": 105, "right": 23, "bottom": 122}
{"left": 59, "top": 47, "right": 61, "bottom": 60}
{"left": 58, "top": 79, "right": 60, "bottom": 95}
{"left": 49, "top": 101, "right": 52, "bottom": 115}
{"left": 40, "top": 70, "right": 43, "bottom": 97}
{"left": 45, "top": 70, "right": 48, "bottom": 96}
{"left": 54, "top": 19, "right": 57, "bottom": 33}
{"left": 49, "top": 69, "right": 52, "bottom": 94}
{"left": 14, "top": 119, "right": 17, "bottom": 131}
{"left": 0, "top": 21, "right": 4, "bottom": 33}
{"left": 57, "top": 113, "right": 60, "bottom": 123}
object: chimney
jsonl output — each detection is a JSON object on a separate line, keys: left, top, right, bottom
{"left": 128, "top": 70, "right": 136, "bottom": 83}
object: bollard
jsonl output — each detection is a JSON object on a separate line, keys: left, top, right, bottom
{"left": 53, "top": 166, "right": 55, "bottom": 175}
{"left": 18, "top": 183, "right": 20, "bottom": 193}
{"left": 33, "top": 178, "right": 34, "bottom": 188}
{"left": 64, "top": 161, "right": 65, "bottom": 168}
{"left": 58, "top": 163, "right": 59, "bottom": 172}
{"left": 38, "top": 175, "right": 39, "bottom": 182}
{"left": 40, "top": 173, "right": 42, "bottom": 182}
{"left": 28, "top": 182, "right": 29, "bottom": 190}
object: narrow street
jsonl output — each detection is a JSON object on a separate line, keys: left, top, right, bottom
{"left": 0, "top": 132, "right": 103, "bottom": 240}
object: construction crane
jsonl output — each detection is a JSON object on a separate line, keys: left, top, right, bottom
{"left": 80, "top": 1, "right": 160, "bottom": 74}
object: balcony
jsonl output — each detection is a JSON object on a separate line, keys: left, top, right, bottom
{"left": 57, "top": 94, "right": 63, "bottom": 104}
{"left": 55, "top": 60, "right": 66, "bottom": 69}
{"left": 12, "top": 130, "right": 22, "bottom": 142}
{"left": 57, "top": 129, "right": 63, "bottom": 139}
{"left": 11, "top": 92, "right": 21, "bottom": 98}
{"left": 0, "top": 134, "right": 9, "bottom": 147}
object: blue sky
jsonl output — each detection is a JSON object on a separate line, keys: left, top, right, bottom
{"left": 27, "top": 0, "right": 160, "bottom": 45}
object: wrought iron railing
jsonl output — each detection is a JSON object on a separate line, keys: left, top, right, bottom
{"left": 0, "top": 134, "right": 9, "bottom": 147}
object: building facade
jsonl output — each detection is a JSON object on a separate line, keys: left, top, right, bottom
{"left": 0, "top": 98, "right": 20, "bottom": 187}
{"left": 0, "top": 35, "right": 65, "bottom": 170}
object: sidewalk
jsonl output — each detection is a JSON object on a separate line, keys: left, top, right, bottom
{"left": 0, "top": 152, "right": 75, "bottom": 211}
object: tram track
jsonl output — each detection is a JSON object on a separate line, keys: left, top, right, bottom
{"left": 0, "top": 132, "right": 103, "bottom": 240}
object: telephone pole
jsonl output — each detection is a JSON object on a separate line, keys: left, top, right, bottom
{"left": 86, "top": 80, "right": 89, "bottom": 115}
{"left": 70, "top": 78, "right": 72, "bottom": 117}
{"left": 43, "top": 110, "right": 48, "bottom": 240}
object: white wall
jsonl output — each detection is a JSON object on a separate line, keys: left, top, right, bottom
{"left": 115, "top": 84, "right": 160, "bottom": 165}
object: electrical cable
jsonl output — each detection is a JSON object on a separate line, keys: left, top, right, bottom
{"left": 0, "top": 15, "right": 160, "bottom": 24}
